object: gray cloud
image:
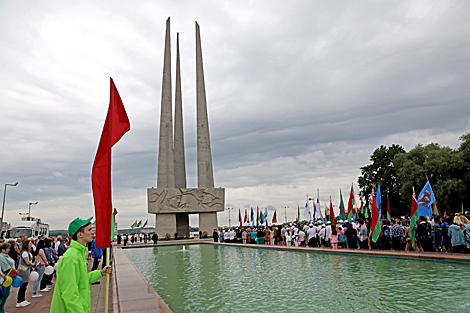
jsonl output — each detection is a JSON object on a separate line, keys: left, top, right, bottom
{"left": 1, "top": 0, "right": 469, "bottom": 229}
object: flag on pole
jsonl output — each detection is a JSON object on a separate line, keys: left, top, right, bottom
{"left": 370, "top": 188, "right": 381, "bottom": 244}
{"left": 257, "top": 207, "right": 259, "bottom": 227}
{"left": 238, "top": 209, "right": 242, "bottom": 228}
{"left": 433, "top": 202, "right": 441, "bottom": 218}
{"left": 297, "top": 204, "right": 300, "bottom": 224}
{"left": 251, "top": 207, "right": 254, "bottom": 227}
{"left": 272, "top": 210, "right": 277, "bottom": 223}
{"left": 376, "top": 184, "right": 382, "bottom": 221}
{"left": 339, "top": 189, "right": 344, "bottom": 221}
{"left": 329, "top": 197, "right": 336, "bottom": 227}
{"left": 387, "top": 195, "right": 391, "bottom": 220}
{"left": 142, "top": 219, "right": 148, "bottom": 228}
{"left": 111, "top": 208, "right": 118, "bottom": 240}
{"left": 136, "top": 220, "right": 142, "bottom": 228}
{"left": 409, "top": 187, "right": 419, "bottom": 250}
{"left": 92, "top": 78, "right": 130, "bottom": 248}
{"left": 244, "top": 209, "right": 247, "bottom": 223}
{"left": 315, "top": 189, "right": 322, "bottom": 221}
{"left": 347, "top": 184, "right": 355, "bottom": 223}
{"left": 359, "top": 192, "right": 364, "bottom": 215}
{"left": 304, "top": 197, "right": 311, "bottom": 222}
{"left": 130, "top": 220, "right": 137, "bottom": 228}
{"left": 417, "top": 179, "right": 436, "bottom": 218}
{"left": 264, "top": 208, "right": 268, "bottom": 223}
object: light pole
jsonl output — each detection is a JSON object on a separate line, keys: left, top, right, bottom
{"left": 1, "top": 182, "right": 19, "bottom": 235}
{"left": 226, "top": 207, "right": 232, "bottom": 228}
{"left": 28, "top": 202, "right": 38, "bottom": 217}
{"left": 284, "top": 206, "right": 289, "bottom": 223}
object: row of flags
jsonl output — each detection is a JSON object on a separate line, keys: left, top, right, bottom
{"left": 130, "top": 219, "right": 148, "bottom": 229}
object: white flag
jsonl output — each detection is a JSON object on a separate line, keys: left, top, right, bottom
{"left": 304, "top": 198, "right": 311, "bottom": 222}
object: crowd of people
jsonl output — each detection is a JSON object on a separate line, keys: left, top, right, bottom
{"left": 116, "top": 232, "right": 159, "bottom": 246}
{"left": 214, "top": 211, "right": 470, "bottom": 254}
{"left": 0, "top": 234, "right": 69, "bottom": 309}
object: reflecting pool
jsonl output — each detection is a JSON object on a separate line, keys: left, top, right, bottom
{"left": 125, "top": 244, "right": 469, "bottom": 312}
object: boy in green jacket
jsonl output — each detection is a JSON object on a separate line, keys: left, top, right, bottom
{"left": 50, "top": 217, "right": 112, "bottom": 313}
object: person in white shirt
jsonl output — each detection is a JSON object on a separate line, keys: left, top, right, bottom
{"left": 298, "top": 230, "right": 306, "bottom": 247}
{"left": 229, "top": 229, "right": 235, "bottom": 243}
{"left": 223, "top": 230, "right": 230, "bottom": 242}
{"left": 325, "top": 222, "right": 332, "bottom": 247}
{"left": 285, "top": 232, "right": 292, "bottom": 247}
{"left": 307, "top": 224, "right": 316, "bottom": 247}
{"left": 319, "top": 225, "right": 326, "bottom": 247}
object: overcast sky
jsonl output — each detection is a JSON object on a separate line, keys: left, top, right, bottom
{"left": 1, "top": 1, "right": 469, "bottom": 230}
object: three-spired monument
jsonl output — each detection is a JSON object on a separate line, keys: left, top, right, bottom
{"left": 148, "top": 18, "right": 225, "bottom": 238}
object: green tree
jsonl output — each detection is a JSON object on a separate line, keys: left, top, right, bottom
{"left": 357, "top": 144, "right": 406, "bottom": 217}
{"left": 394, "top": 142, "right": 466, "bottom": 214}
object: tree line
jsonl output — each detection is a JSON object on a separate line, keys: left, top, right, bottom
{"left": 358, "top": 132, "right": 470, "bottom": 217}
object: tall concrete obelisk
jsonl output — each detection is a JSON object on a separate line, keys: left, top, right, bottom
{"left": 157, "top": 17, "right": 175, "bottom": 189}
{"left": 173, "top": 32, "right": 189, "bottom": 235}
{"left": 149, "top": 19, "right": 224, "bottom": 239}
{"left": 195, "top": 22, "right": 218, "bottom": 232}
{"left": 155, "top": 17, "right": 176, "bottom": 237}
{"left": 174, "top": 32, "right": 186, "bottom": 189}
{"left": 195, "top": 22, "right": 214, "bottom": 189}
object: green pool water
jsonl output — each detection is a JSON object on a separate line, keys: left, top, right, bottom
{"left": 125, "top": 244, "right": 469, "bottom": 312}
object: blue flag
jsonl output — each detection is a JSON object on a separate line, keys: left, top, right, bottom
{"left": 376, "top": 184, "right": 382, "bottom": 221}
{"left": 418, "top": 180, "right": 436, "bottom": 217}
{"left": 251, "top": 207, "right": 254, "bottom": 227}
{"left": 339, "top": 201, "right": 343, "bottom": 221}
{"left": 263, "top": 208, "right": 268, "bottom": 223}
{"left": 142, "top": 219, "right": 148, "bottom": 228}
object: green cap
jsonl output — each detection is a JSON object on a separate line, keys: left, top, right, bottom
{"left": 68, "top": 217, "right": 93, "bottom": 236}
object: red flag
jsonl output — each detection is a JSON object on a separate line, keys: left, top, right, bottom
{"left": 387, "top": 195, "right": 391, "bottom": 220}
{"left": 92, "top": 78, "right": 130, "bottom": 248}
{"left": 329, "top": 198, "right": 336, "bottom": 227}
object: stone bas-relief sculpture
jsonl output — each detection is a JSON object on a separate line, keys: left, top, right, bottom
{"left": 148, "top": 188, "right": 225, "bottom": 213}
{"left": 148, "top": 18, "right": 225, "bottom": 237}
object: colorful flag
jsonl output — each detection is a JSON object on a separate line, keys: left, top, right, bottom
{"left": 387, "top": 195, "right": 391, "bottom": 220}
{"left": 244, "top": 209, "right": 247, "bottom": 223}
{"left": 417, "top": 180, "right": 436, "bottom": 217}
{"left": 329, "top": 197, "right": 336, "bottom": 227}
{"left": 304, "top": 197, "right": 311, "bottom": 222}
{"left": 433, "top": 202, "right": 441, "bottom": 218}
{"left": 297, "top": 204, "right": 300, "bottom": 223}
{"left": 130, "top": 220, "right": 137, "bottom": 228}
{"left": 272, "top": 210, "right": 277, "bottom": 223}
{"left": 376, "top": 184, "right": 382, "bottom": 221}
{"left": 264, "top": 208, "right": 268, "bottom": 223}
{"left": 92, "top": 78, "right": 130, "bottom": 248}
{"left": 251, "top": 207, "right": 254, "bottom": 227}
{"left": 359, "top": 191, "right": 365, "bottom": 215}
{"left": 238, "top": 208, "right": 242, "bottom": 223}
{"left": 364, "top": 203, "right": 370, "bottom": 219}
{"left": 316, "top": 190, "right": 324, "bottom": 223}
{"left": 257, "top": 207, "right": 259, "bottom": 227}
{"left": 339, "top": 189, "right": 344, "bottom": 221}
{"left": 136, "top": 220, "right": 142, "bottom": 227}
{"left": 111, "top": 208, "right": 118, "bottom": 240}
{"left": 347, "top": 184, "right": 355, "bottom": 223}
{"left": 409, "top": 187, "right": 419, "bottom": 250}
{"left": 370, "top": 188, "right": 381, "bottom": 244}
{"left": 142, "top": 219, "right": 148, "bottom": 228}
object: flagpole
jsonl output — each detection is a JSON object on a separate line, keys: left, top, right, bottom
{"left": 104, "top": 246, "right": 110, "bottom": 313}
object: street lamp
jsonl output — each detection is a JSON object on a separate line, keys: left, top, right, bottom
{"left": 1, "top": 182, "right": 19, "bottom": 234}
{"left": 28, "top": 202, "right": 38, "bottom": 217}
{"left": 226, "top": 207, "right": 233, "bottom": 228}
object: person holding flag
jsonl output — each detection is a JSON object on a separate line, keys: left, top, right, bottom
{"left": 50, "top": 218, "right": 112, "bottom": 312}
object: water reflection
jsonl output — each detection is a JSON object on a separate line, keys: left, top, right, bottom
{"left": 126, "top": 245, "right": 469, "bottom": 312}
